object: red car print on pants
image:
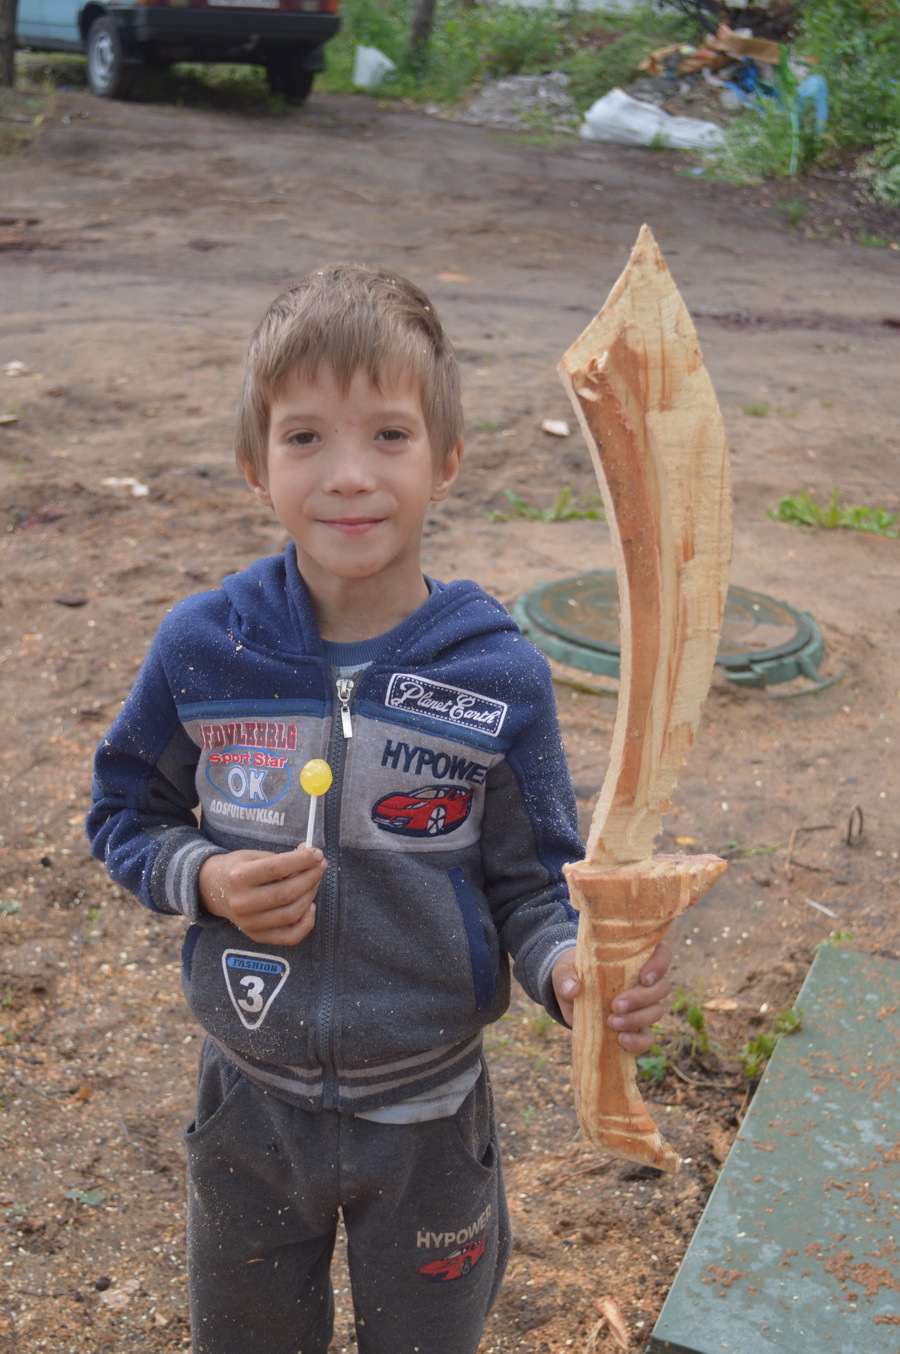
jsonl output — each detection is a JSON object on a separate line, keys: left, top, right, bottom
{"left": 371, "top": 785, "right": 473, "bottom": 838}
{"left": 419, "top": 1234, "right": 487, "bottom": 1282}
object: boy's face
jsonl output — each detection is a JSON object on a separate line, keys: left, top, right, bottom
{"left": 244, "top": 365, "right": 460, "bottom": 608}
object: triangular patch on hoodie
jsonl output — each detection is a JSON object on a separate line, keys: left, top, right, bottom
{"left": 222, "top": 950, "right": 290, "bottom": 1030}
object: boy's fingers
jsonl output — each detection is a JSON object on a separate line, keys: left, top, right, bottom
{"left": 240, "top": 904, "right": 316, "bottom": 947}
{"left": 610, "top": 977, "right": 670, "bottom": 1016}
{"left": 244, "top": 848, "right": 326, "bottom": 886}
{"left": 607, "top": 1001, "right": 666, "bottom": 1033}
{"left": 617, "top": 1028, "right": 660, "bottom": 1056}
{"left": 639, "top": 939, "right": 673, "bottom": 987}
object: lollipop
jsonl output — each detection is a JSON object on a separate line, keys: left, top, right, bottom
{"left": 300, "top": 758, "right": 333, "bottom": 848}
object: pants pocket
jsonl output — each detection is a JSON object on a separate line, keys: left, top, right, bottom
{"left": 183, "top": 1037, "right": 245, "bottom": 1144}
{"left": 449, "top": 1062, "right": 498, "bottom": 1176}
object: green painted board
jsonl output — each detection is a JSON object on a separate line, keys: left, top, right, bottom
{"left": 650, "top": 946, "right": 900, "bottom": 1354}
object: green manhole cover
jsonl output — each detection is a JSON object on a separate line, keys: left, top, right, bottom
{"left": 513, "top": 572, "right": 837, "bottom": 692}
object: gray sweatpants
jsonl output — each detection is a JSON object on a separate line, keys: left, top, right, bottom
{"left": 184, "top": 1039, "right": 511, "bottom": 1354}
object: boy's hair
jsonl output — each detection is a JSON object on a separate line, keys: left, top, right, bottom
{"left": 236, "top": 262, "right": 463, "bottom": 474}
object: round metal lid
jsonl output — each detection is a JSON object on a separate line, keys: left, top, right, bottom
{"left": 513, "top": 571, "right": 827, "bottom": 689}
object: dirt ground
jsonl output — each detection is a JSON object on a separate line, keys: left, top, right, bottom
{"left": 1, "top": 71, "right": 899, "bottom": 1354}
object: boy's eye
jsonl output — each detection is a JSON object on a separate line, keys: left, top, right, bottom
{"left": 288, "top": 430, "right": 319, "bottom": 446}
{"left": 378, "top": 428, "right": 407, "bottom": 443}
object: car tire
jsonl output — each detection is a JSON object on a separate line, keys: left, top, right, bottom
{"left": 86, "top": 16, "right": 134, "bottom": 99}
{"left": 265, "top": 57, "right": 314, "bottom": 105}
{"left": 426, "top": 806, "right": 447, "bottom": 835}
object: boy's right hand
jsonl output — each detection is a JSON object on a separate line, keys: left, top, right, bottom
{"left": 198, "top": 847, "right": 327, "bottom": 946}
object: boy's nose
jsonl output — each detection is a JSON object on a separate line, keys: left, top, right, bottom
{"left": 322, "top": 445, "right": 376, "bottom": 494}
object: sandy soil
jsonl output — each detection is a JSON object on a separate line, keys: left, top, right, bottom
{"left": 1, "top": 75, "right": 899, "bottom": 1353}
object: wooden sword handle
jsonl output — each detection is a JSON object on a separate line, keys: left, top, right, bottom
{"left": 565, "top": 854, "right": 726, "bottom": 1173}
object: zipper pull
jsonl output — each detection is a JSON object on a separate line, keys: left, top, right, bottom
{"left": 336, "top": 677, "right": 354, "bottom": 739}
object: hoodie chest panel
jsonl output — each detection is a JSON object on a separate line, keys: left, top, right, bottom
{"left": 183, "top": 708, "right": 329, "bottom": 848}
{"left": 341, "top": 713, "right": 504, "bottom": 852}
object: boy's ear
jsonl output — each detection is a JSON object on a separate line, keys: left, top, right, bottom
{"left": 242, "top": 459, "right": 273, "bottom": 507}
{"left": 431, "top": 440, "right": 463, "bottom": 503}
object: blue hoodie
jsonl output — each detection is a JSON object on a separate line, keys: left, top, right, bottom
{"left": 88, "top": 546, "right": 581, "bottom": 1113}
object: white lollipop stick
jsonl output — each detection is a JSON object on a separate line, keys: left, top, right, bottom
{"left": 300, "top": 759, "right": 333, "bottom": 848}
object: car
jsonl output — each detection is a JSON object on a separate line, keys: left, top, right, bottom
{"left": 419, "top": 1235, "right": 487, "bottom": 1283}
{"left": 371, "top": 785, "right": 473, "bottom": 838}
{"left": 15, "top": 0, "right": 340, "bottom": 102}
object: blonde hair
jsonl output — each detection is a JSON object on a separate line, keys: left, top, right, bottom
{"left": 236, "top": 263, "right": 463, "bottom": 474}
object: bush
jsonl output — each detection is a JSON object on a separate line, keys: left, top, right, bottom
{"left": 857, "top": 129, "right": 900, "bottom": 205}
{"left": 798, "top": 0, "right": 900, "bottom": 149}
{"left": 563, "top": 31, "right": 661, "bottom": 112}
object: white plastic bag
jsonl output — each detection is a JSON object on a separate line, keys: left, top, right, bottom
{"left": 579, "top": 87, "right": 725, "bottom": 151}
{"left": 352, "top": 45, "right": 397, "bottom": 90}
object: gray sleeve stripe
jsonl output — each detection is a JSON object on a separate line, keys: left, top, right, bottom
{"left": 165, "top": 838, "right": 219, "bottom": 918}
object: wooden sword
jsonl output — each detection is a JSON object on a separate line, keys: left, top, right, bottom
{"left": 558, "top": 224, "right": 733, "bottom": 1173}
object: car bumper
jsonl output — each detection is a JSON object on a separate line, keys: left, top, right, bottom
{"left": 118, "top": 6, "right": 339, "bottom": 53}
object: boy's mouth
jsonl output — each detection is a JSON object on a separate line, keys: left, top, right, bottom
{"left": 321, "top": 517, "right": 384, "bottom": 536}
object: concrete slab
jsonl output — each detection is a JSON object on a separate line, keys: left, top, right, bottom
{"left": 650, "top": 945, "right": 900, "bottom": 1353}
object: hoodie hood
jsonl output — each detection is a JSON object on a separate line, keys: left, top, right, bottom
{"left": 219, "top": 545, "right": 520, "bottom": 667}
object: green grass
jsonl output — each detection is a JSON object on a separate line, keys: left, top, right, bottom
{"left": 487, "top": 485, "right": 605, "bottom": 523}
{"left": 769, "top": 489, "right": 898, "bottom": 537}
{"left": 319, "top": 0, "right": 691, "bottom": 111}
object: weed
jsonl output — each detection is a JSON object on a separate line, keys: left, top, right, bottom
{"left": 741, "top": 402, "right": 771, "bottom": 418}
{"left": 637, "top": 1044, "right": 669, "bottom": 1084}
{"left": 0, "top": 71, "right": 55, "bottom": 154}
{"left": 529, "top": 1009, "right": 555, "bottom": 1039}
{"left": 672, "top": 988, "right": 710, "bottom": 1061}
{"left": 815, "top": 929, "right": 854, "bottom": 950}
{"left": 859, "top": 233, "right": 892, "bottom": 248}
{"left": 775, "top": 197, "right": 808, "bottom": 228}
{"left": 474, "top": 419, "right": 502, "bottom": 434}
{"left": 0, "top": 900, "right": 22, "bottom": 915}
{"left": 768, "top": 489, "right": 898, "bottom": 537}
{"left": 488, "top": 485, "right": 604, "bottom": 523}
{"left": 722, "top": 840, "right": 781, "bottom": 858}
{"left": 64, "top": 1188, "right": 105, "bottom": 1207}
{"left": 739, "top": 1006, "right": 802, "bottom": 1080}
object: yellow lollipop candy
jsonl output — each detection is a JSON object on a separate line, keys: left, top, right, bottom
{"left": 300, "top": 759, "right": 333, "bottom": 798}
{"left": 301, "top": 759, "right": 333, "bottom": 847}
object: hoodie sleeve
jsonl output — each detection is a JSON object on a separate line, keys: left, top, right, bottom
{"left": 479, "top": 646, "right": 583, "bottom": 1022}
{"left": 86, "top": 624, "right": 226, "bottom": 923}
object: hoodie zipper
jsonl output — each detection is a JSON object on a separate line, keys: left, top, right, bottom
{"left": 317, "top": 674, "right": 355, "bottom": 1109}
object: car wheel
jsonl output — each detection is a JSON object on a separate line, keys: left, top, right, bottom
{"left": 426, "top": 806, "right": 447, "bottom": 835}
{"left": 86, "top": 17, "right": 134, "bottom": 99}
{"left": 460, "top": 1256, "right": 472, "bottom": 1275}
{"left": 265, "top": 58, "right": 314, "bottom": 105}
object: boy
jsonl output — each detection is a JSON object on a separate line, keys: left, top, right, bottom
{"left": 87, "top": 264, "right": 671, "bottom": 1354}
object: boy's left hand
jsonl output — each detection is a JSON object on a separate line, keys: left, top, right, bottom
{"left": 551, "top": 940, "right": 672, "bottom": 1054}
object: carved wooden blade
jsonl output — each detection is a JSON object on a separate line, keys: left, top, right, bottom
{"left": 558, "top": 225, "right": 732, "bottom": 1172}
{"left": 558, "top": 224, "right": 732, "bottom": 867}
